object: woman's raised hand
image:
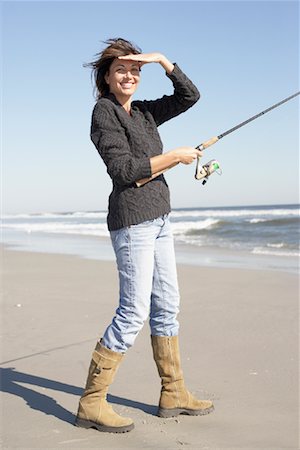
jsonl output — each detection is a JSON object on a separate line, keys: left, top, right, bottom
{"left": 118, "top": 53, "right": 163, "bottom": 66}
{"left": 118, "top": 53, "right": 174, "bottom": 74}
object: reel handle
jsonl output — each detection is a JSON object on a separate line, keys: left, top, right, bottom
{"left": 195, "top": 159, "right": 222, "bottom": 183}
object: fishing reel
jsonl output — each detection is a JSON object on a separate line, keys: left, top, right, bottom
{"left": 195, "top": 158, "right": 222, "bottom": 185}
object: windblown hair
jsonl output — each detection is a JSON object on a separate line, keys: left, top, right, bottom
{"left": 84, "top": 38, "right": 142, "bottom": 99}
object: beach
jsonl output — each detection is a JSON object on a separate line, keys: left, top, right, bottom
{"left": 1, "top": 245, "right": 299, "bottom": 450}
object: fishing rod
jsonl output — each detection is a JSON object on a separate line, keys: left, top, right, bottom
{"left": 194, "top": 91, "right": 300, "bottom": 181}
{"left": 136, "top": 91, "right": 300, "bottom": 187}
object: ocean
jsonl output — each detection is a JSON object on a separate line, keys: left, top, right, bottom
{"left": 1, "top": 204, "right": 299, "bottom": 273}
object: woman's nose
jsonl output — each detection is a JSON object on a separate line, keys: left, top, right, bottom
{"left": 124, "top": 70, "right": 134, "bottom": 78}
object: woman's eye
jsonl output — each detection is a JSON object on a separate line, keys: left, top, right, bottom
{"left": 116, "top": 68, "right": 140, "bottom": 76}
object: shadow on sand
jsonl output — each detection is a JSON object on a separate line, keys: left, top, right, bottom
{"left": 0, "top": 367, "right": 157, "bottom": 424}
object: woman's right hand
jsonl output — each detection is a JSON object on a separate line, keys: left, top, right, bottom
{"left": 149, "top": 146, "right": 203, "bottom": 181}
{"left": 171, "top": 147, "right": 203, "bottom": 165}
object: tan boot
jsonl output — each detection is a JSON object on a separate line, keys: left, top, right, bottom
{"left": 75, "top": 341, "right": 134, "bottom": 433}
{"left": 151, "top": 335, "right": 214, "bottom": 418}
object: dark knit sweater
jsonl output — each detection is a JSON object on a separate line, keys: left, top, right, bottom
{"left": 90, "top": 64, "right": 200, "bottom": 231}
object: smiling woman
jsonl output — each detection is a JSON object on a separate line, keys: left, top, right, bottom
{"left": 75, "top": 37, "right": 213, "bottom": 434}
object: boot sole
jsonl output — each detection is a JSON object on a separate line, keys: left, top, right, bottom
{"left": 75, "top": 418, "right": 134, "bottom": 433}
{"left": 158, "top": 404, "right": 214, "bottom": 418}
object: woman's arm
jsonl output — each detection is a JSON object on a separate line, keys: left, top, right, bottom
{"left": 133, "top": 147, "right": 203, "bottom": 187}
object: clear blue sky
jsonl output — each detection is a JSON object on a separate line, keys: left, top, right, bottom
{"left": 2, "top": 0, "right": 299, "bottom": 214}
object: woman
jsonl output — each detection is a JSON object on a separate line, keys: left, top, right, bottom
{"left": 75, "top": 38, "right": 214, "bottom": 433}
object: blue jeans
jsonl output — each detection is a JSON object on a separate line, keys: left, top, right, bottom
{"left": 101, "top": 214, "right": 180, "bottom": 353}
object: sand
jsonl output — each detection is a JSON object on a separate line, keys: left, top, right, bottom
{"left": 0, "top": 246, "right": 299, "bottom": 450}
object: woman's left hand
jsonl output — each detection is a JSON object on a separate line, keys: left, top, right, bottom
{"left": 118, "top": 53, "right": 174, "bottom": 74}
{"left": 118, "top": 52, "right": 162, "bottom": 66}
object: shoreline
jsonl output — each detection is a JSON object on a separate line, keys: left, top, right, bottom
{"left": 1, "top": 228, "right": 299, "bottom": 274}
{"left": 1, "top": 246, "right": 299, "bottom": 449}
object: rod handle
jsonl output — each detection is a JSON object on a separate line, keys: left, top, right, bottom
{"left": 196, "top": 136, "right": 219, "bottom": 151}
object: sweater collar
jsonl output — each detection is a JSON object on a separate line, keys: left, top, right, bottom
{"left": 103, "top": 92, "right": 136, "bottom": 116}
{"left": 103, "top": 92, "right": 121, "bottom": 106}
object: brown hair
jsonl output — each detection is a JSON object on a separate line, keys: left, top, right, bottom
{"left": 84, "top": 38, "right": 142, "bottom": 99}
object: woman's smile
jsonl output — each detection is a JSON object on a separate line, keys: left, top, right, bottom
{"left": 121, "top": 82, "right": 135, "bottom": 89}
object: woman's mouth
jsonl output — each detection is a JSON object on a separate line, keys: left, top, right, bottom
{"left": 121, "top": 83, "right": 134, "bottom": 89}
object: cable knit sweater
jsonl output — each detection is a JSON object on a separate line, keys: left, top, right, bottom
{"left": 90, "top": 64, "right": 200, "bottom": 231}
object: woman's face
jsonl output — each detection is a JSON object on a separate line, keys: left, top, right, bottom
{"left": 105, "top": 58, "right": 140, "bottom": 99}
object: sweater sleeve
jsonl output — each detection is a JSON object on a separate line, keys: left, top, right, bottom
{"left": 134, "top": 64, "right": 200, "bottom": 126}
{"left": 91, "top": 102, "right": 152, "bottom": 186}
